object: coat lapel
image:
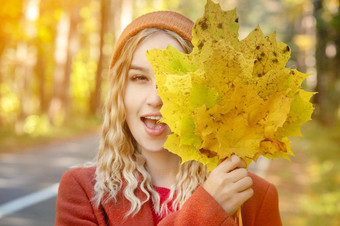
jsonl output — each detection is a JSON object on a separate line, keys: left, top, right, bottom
{"left": 101, "top": 187, "right": 155, "bottom": 225}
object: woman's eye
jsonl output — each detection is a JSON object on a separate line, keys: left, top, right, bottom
{"left": 131, "top": 75, "right": 148, "bottom": 81}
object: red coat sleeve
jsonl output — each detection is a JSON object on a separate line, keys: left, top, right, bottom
{"left": 253, "top": 183, "right": 282, "bottom": 226}
{"left": 55, "top": 169, "right": 98, "bottom": 226}
{"left": 158, "top": 186, "right": 237, "bottom": 226}
{"left": 240, "top": 173, "right": 282, "bottom": 226}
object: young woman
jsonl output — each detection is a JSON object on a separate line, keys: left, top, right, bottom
{"left": 55, "top": 11, "right": 282, "bottom": 226}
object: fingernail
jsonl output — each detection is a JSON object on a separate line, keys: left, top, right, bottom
{"left": 232, "top": 155, "right": 239, "bottom": 161}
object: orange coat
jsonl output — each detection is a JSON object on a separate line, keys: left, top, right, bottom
{"left": 55, "top": 167, "right": 282, "bottom": 225}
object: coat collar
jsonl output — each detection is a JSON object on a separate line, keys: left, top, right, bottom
{"left": 99, "top": 179, "right": 155, "bottom": 225}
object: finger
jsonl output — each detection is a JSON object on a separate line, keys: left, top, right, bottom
{"left": 228, "top": 188, "right": 254, "bottom": 216}
{"left": 224, "top": 168, "right": 248, "bottom": 183}
{"left": 220, "top": 155, "right": 247, "bottom": 172}
{"left": 237, "top": 187, "right": 254, "bottom": 202}
{"left": 235, "top": 158, "right": 247, "bottom": 169}
{"left": 216, "top": 155, "right": 241, "bottom": 173}
{"left": 233, "top": 176, "right": 253, "bottom": 192}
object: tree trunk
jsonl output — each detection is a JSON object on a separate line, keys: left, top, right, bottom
{"left": 35, "top": 1, "right": 50, "bottom": 114}
{"left": 48, "top": 7, "right": 80, "bottom": 124}
{"left": 88, "top": 0, "right": 131, "bottom": 115}
{"left": 0, "top": 45, "right": 4, "bottom": 126}
{"left": 113, "top": 0, "right": 132, "bottom": 41}
{"left": 62, "top": 7, "right": 80, "bottom": 119}
{"left": 90, "top": 0, "right": 110, "bottom": 115}
{"left": 15, "top": 42, "right": 32, "bottom": 134}
{"left": 314, "top": 0, "right": 340, "bottom": 125}
{"left": 48, "top": 13, "right": 70, "bottom": 125}
{"left": 35, "top": 42, "right": 48, "bottom": 113}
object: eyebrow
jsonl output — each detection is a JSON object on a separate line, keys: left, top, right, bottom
{"left": 129, "top": 65, "right": 148, "bottom": 72}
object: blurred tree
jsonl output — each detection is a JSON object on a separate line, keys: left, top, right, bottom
{"left": 13, "top": 0, "right": 41, "bottom": 134}
{"left": 63, "top": 5, "right": 81, "bottom": 117}
{"left": 34, "top": 0, "right": 61, "bottom": 114}
{"left": 90, "top": 0, "right": 111, "bottom": 115}
{"left": 48, "top": 1, "right": 82, "bottom": 124}
{"left": 0, "top": 0, "right": 23, "bottom": 126}
{"left": 0, "top": 0, "right": 339, "bottom": 138}
{"left": 314, "top": 0, "right": 340, "bottom": 125}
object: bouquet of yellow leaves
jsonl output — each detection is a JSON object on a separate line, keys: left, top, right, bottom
{"left": 147, "top": 0, "right": 315, "bottom": 171}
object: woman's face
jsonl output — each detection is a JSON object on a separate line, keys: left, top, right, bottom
{"left": 124, "top": 32, "right": 185, "bottom": 153}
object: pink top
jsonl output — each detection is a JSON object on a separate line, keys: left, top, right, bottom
{"left": 152, "top": 186, "right": 174, "bottom": 225}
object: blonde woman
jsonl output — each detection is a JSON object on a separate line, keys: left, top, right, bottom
{"left": 55, "top": 11, "right": 282, "bottom": 226}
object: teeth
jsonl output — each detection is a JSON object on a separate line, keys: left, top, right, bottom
{"left": 144, "top": 116, "right": 162, "bottom": 120}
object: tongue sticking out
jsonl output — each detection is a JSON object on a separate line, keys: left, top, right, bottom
{"left": 144, "top": 118, "right": 164, "bottom": 130}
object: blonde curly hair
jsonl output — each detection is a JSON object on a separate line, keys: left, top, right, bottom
{"left": 94, "top": 28, "right": 208, "bottom": 217}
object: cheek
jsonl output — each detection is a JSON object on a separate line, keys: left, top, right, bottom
{"left": 124, "top": 87, "right": 135, "bottom": 117}
{"left": 124, "top": 84, "right": 144, "bottom": 119}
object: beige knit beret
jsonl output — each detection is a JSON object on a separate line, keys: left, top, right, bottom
{"left": 109, "top": 11, "right": 194, "bottom": 69}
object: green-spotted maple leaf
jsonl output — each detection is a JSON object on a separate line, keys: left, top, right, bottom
{"left": 146, "top": 0, "right": 315, "bottom": 171}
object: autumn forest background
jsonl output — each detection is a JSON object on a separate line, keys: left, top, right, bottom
{"left": 0, "top": 0, "right": 339, "bottom": 225}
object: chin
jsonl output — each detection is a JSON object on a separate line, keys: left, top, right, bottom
{"left": 144, "top": 145, "right": 165, "bottom": 153}
{"left": 139, "top": 140, "right": 167, "bottom": 153}
{"left": 134, "top": 130, "right": 171, "bottom": 153}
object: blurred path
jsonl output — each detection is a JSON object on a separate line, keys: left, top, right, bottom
{"left": 0, "top": 133, "right": 99, "bottom": 226}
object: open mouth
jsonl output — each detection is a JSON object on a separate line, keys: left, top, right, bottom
{"left": 141, "top": 116, "right": 165, "bottom": 130}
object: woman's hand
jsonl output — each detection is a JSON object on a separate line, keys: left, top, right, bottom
{"left": 203, "top": 155, "right": 254, "bottom": 216}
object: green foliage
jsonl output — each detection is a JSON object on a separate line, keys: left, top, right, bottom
{"left": 0, "top": 83, "right": 20, "bottom": 124}
{"left": 23, "top": 114, "right": 51, "bottom": 136}
{"left": 79, "top": 2, "right": 100, "bottom": 35}
{"left": 71, "top": 51, "right": 97, "bottom": 114}
{"left": 290, "top": 121, "right": 340, "bottom": 225}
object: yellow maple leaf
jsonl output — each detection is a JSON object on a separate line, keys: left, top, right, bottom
{"left": 146, "top": 0, "right": 315, "bottom": 171}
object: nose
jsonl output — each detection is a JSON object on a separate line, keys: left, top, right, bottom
{"left": 146, "top": 83, "right": 163, "bottom": 108}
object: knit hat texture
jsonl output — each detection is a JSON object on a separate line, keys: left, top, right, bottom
{"left": 109, "top": 11, "right": 194, "bottom": 69}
